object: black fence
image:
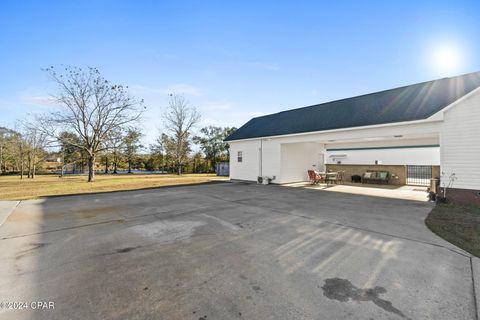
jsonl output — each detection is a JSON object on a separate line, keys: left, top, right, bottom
{"left": 406, "top": 165, "right": 432, "bottom": 186}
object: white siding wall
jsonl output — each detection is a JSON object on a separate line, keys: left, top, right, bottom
{"left": 260, "top": 140, "right": 281, "bottom": 180}
{"left": 229, "top": 120, "right": 442, "bottom": 184}
{"left": 280, "top": 143, "right": 325, "bottom": 183}
{"left": 229, "top": 139, "right": 281, "bottom": 182}
{"left": 441, "top": 90, "right": 480, "bottom": 190}
{"left": 229, "top": 140, "right": 261, "bottom": 182}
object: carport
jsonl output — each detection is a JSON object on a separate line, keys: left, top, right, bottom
{"left": 227, "top": 72, "right": 480, "bottom": 204}
{"left": 277, "top": 132, "right": 441, "bottom": 186}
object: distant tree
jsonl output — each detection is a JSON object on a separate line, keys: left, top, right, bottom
{"left": 100, "top": 152, "right": 110, "bottom": 174}
{"left": 149, "top": 135, "right": 166, "bottom": 172}
{"left": 0, "top": 127, "right": 21, "bottom": 174}
{"left": 159, "top": 133, "right": 177, "bottom": 173}
{"left": 222, "top": 127, "right": 236, "bottom": 156}
{"left": 59, "top": 132, "right": 81, "bottom": 163}
{"left": 58, "top": 132, "right": 84, "bottom": 173}
{"left": 36, "top": 66, "right": 145, "bottom": 182}
{"left": 104, "top": 128, "right": 125, "bottom": 174}
{"left": 193, "top": 126, "right": 236, "bottom": 171}
{"left": 0, "top": 128, "right": 6, "bottom": 173}
{"left": 191, "top": 151, "right": 208, "bottom": 173}
{"left": 123, "top": 128, "right": 143, "bottom": 173}
{"left": 18, "top": 135, "right": 26, "bottom": 179}
{"left": 162, "top": 94, "right": 200, "bottom": 175}
{"left": 140, "top": 153, "right": 155, "bottom": 171}
{"left": 23, "top": 125, "right": 48, "bottom": 179}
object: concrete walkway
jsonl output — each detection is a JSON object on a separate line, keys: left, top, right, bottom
{"left": 0, "top": 201, "right": 19, "bottom": 227}
{"left": 285, "top": 181, "right": 430, "bottom": 202}
{"left": 473, "top": 257, "right": 480, "bottom": 318}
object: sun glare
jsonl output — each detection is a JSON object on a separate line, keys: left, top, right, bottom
{"left": 430, "top": 43, "right": 463, "bottom": 74}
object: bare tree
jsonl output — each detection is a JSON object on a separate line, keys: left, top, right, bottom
{"left": 162, "top": 94, "right": 201, "bottom": 175}
{"left": 18, "top": 134, "right": 26, "bottom": 179}
{"left": 22, "top": 125, "right": 48, "bottom": 179}
{"left": 36, "top": 66, "right": 145, "bottom": 182}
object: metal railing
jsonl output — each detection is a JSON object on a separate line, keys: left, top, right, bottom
{"left": 406, "top": 165, "right": 432, "bottom": 186}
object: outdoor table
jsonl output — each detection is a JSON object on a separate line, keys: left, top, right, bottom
{"left": 325, "top": 172, "right": 338, "bottom": 184}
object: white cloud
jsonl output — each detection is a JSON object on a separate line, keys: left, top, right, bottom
{"left": 198, "top": 117, "right": 224, "bottom": 127}
{"left": 131, "top": 84, "right": 204, "bottom": 97}
{"left": 200, "top": 101, "right": 233, "bottom": 112}
{"left": 166, "top": 84, "right": 204, "bottom": 96}
{"left": 21, "top": 95, "right": 59, "bottom": 107}
{"left": 229, "top": 111, "right": 267, "bottom": 121}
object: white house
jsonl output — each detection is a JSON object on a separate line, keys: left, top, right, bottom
{"left": 225, "top": 71, "right": 480, "bottom": 205}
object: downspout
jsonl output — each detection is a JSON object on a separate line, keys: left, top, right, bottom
{"left": 259, "top": 139, "right": 263, "bottom": 178}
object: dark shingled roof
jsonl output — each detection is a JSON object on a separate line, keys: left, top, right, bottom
{"left": 225, "top": 71, "right": 480, "bottom": 141}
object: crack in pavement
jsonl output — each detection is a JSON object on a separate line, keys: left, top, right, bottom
{"left": 2, "top": 192, "right": 472, "bottom": 259}
{"left": 204, "top": 193, "right": 471, "bottom": 258}
{"left": 0, "top": 204, "right": 216, "bottom": 240}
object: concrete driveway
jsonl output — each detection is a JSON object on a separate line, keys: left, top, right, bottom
{"left": 0, "top": 182, "right": 476, "bottom": 320}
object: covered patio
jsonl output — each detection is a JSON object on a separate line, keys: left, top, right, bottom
{"left": 278, "top": 130, "right": 441, "bottom": 186}
{"left": 277, "top": 131, "right": 440, "bottom": 201}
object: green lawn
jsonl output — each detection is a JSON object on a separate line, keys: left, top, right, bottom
{"left": 0, "top": 174, "right": 228, "bottom": 200}
{"left": 425, "top": 203, "right": 480, "bottom": 257}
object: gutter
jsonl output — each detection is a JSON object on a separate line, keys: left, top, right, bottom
{"left": 225, "top": 118, "right": 443, "bottom": 143}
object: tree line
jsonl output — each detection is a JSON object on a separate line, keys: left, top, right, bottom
{"left": 0, "top": 66, "right": 235, "bottom": 181}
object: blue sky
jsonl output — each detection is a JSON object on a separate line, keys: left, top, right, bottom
{"left": 1, "top": 0, "right": 479, "bottom": 145}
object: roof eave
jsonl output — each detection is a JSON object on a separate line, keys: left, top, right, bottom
{"left": 225, "top": 117, "right": 444, "bottom": 143}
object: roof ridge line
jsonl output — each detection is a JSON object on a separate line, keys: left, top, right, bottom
{"left": 252, "top": 70, "right": 480, "bottom": 119}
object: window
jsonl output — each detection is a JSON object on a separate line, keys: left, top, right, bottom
{"left": 237, "top": 151, "right": 243, "bottom": 163}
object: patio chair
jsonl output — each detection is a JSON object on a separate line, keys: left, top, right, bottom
{"left": 307, "top": 170, "right": 323, "bottom": 184}
{"left": 325, "top": 172, "right": 338, "bottom": 184}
